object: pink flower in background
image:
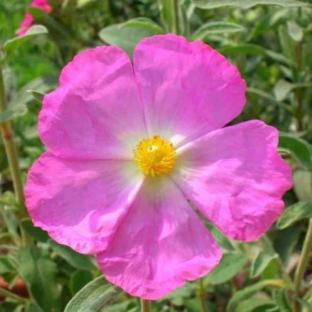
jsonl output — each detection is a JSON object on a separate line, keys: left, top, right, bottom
{"left": 17, "top": 0, "right": 52, "bottom": 36}
{"left": 25, "top": 35, "right": 292, "bottom": 299}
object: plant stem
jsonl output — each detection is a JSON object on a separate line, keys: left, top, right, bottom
{"left": 293, "top": 219, "right": 312, "bottom": 312}
{"left": 198, "top": 278, "right": 207, "bottom": 312}
{"left": 171, "top": 0, "right": 180, "bottom": 35}
{"left": 140, "top": 299, "right": 151, "bottom": 312}
{"left": 0, "top": 67, "right": 26, "bottom": 216}
{"left": 294, "top": 42, "right": 303, "bottom": 132}
{"left": 294, "top": 10, "right": 303, "bottom": 132}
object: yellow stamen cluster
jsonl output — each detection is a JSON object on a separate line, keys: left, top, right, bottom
{"left": 134, "top": 135, "right": 176, "bottom": 177}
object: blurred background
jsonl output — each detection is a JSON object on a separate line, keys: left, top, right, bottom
{"left": 0, "top": 0, "right": 312, "bottom": 311}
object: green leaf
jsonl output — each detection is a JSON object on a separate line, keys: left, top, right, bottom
{"left": 293, "top": 170, "right": 312, "bottom": 202}
{"left": 158, "top": 0, "right": 174, "bottom": 32}
{"left": 247, "top": 87, "right": 292, "bottom": 112}
{"left": 16, "top": 247, "right": 60, "bottom": 311}
{"left": 278, "top": 25, "right": 297, "bottom": 64}
{"left": 20, "top": 219, "right": 49, "bottom": 243}
{"left": 99, "top": 18, "right": 163, "bottom": 55}
{"left": 227, "top": 279, "right": 287, "bottom": 312}
{"left": 247, "top": 88, "right": 277, "bottom": 102}
{"left": 191, "top": 22, "right": 245, "bottom": 40}
{"left": 274, "top": 289, "right": 292, "bottom": 311}
{"left": 236, "top": 298, "right": 275, "bottom": 312}
{"left": 4, "top": 25, "right": 48, "bottom": 54}
{"left": 287, "top": 21, "right": 303, "bottom": 42}
{"left": 2, "top": 77, "right": 54, "bottom": 123}
{"left": 205, "top": 253, "right": 247, "bottom": 285}
{"left": 105, "top": 302, "right": 134, "bottom": 312}
{"left": 279, "top": 133, "right": 312, "bottom": 169}
{"left": 8, "top": 76, "right": 54, "bottom": 108}
{"left": 250, "top": 251, "right": 277, "bottom": 278}
{"left": 164, "top": 283, "right": 193, "bottom": 306}
{"left": 29, "top": 8, "right": 71, "bottom": 39}
{"left": 48, "top": 240, "right": 95, "bottom": 271}
{"left": 192, "top": 0, "right": 308, "bottom": 9}
{"left": 220, "top": 44, "right": 290, "bottom": 65}
{"left": 207, "top": 223, "right": 235, "bottom": 251}
{"left": 158, "top": 0, "right": 187, "bottom": 34}
{"left": 274, "top": 226, "right": 301, "bottom": 263}
{"left": 296, "top": 298, "right": 312, "bottom": 312}
{"left": 0, "top": 203, "right": 19, "bottom": 242}
{"left": 277, "top": 202, "right": 312, "bottom": 229}
{"left": 26, "top": 303, "right": 44, "bottom": 312}
{"left": 64, "top": 276, "right": 118, "bottom": 312}
{"left": 0, "top": 256, "right": 14, "bottom": 274}
{"left": 0, "top": 105, "right": 27, "bottom": 123}
{"left": 77, "top": 0, "right": 96, "bottom": 8}
{"left": 273, "top": 79, "right": 293, "bottom": 101}
{"left": 123, "top": 18, "right": 164, "bottom": 35}
{"left": 70, "top": 270, "right": 93, "bottom": 294}
{"left": 27, "top": 90, "right": 45, "bottom": 104}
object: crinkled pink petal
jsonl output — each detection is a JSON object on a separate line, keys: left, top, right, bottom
{"left": 17, "top": 0, "right": 52, "bottom": 36}
{"left": 39, "top": 46, "right": 146, "bottom": 159}
{"left": 133, "top": 34, "right": 246, "bottom": 146}
{"left": 97, "top": 178, "right": 222, "bottom": 300}
{"left": 25, "top": 153, "right": 144, "bottom": 254}
{"left": 173, "top": 120, "right": 292, "bottom": 241}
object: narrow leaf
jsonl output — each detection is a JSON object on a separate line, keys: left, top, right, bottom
{"left": 4, "top": 25, "right": 48, "bottom": 54}
{"left": 191, "top": 22, "right": 245, "bottom": 40}
{"left": 274, "top": 79, "right": 293, "bottom": 101}
{"left": 287, "top": 21, "right": 303, "bottom": 42}
{"left": 16, "top": 247, "right": 59, "bottom": 311}
{"left": 274, "top": 289, "right": 292, "bottom": 311}
{"left": 279, "top": 133, "right": 312, "bottom": 169}
{"left": 227, "top": 279, "right": 287, "bottom": 312}
{"left": 277, "top": 202, "right": 312, "bottom": 229}
{"left": 158, "top": 0, "right": 173, "bottom": 32}
{"left": 293, "top": 170, "right": 312, "bottom": 202}
{"left": 70, "top": 270, "right": 93, "bottom": 294}
{"left": 26, "top": 303, "right": 44, "bottom": 312}
{"left": 205, "top": 253, "right": 247, "bottom": 285}
{"left": 192, "top": 0, "right": 308, "bottom": 9}
{"left": 64, "top": 276, "right": 118, "bottom": 312}
{"left": 20, "top": 219, "right": 49, "bottom": 243}
{"left": 220, "top": 44, "right": 290, "bottom": 65}
{"left": 0, "top": 105, "right": 27, "bottom": 123}
{"left": 278, "top": 25, "right": 297, "bottom": 64}
{"left": 236, "top": 298, "right": 275, "bottom": 312}
{"left": 48, "top": 240, "right": 95, "bottom": 271}
{"left": 27, "top": 90, "right": 45, "bottom": 104}
{"left": 77, "top": 0, "right": 96, "bottom": 8}
{"left": 99, "top": 18, "right": 163, "bottom": 55}
{"left": 250, "top": 251, "right": 277, "bottom": 278}
{"left": 8, "top": 76, "right": 54, "bottom": 108}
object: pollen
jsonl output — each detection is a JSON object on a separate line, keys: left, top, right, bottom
{"left": 134, "top": 135, "right": 176, "bottom": 177}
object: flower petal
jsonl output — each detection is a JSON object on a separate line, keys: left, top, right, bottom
{"left": 173, "top": 120, "right": 292, "bottom": 242}
{"left": 133, "top": 34, "right": 246, "bottom": 145}
{"left": 25, "top": 153, "right": 143, "bottom": 254}
{"left": 17, "top": 0, "right": 52, "bottom": 36}
{"left": 97, "top": 178, "right": 222, "bottom": 299}
{"left": 40, "top": 46, "right": 146, "bottom": 159}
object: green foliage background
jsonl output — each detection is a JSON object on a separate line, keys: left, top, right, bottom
{"left": 0, "top": 0, "right": 312, "bottom": 311}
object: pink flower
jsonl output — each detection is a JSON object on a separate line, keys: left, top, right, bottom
{"left": 17, "top": 0, "right": 52, "bottom": 36}
{"left": 25, "top": 35, "right": 292, "bottom": 299}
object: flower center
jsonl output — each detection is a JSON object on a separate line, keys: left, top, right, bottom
{"left": 134, "top": 135, "right": 176, "bottom": 177}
